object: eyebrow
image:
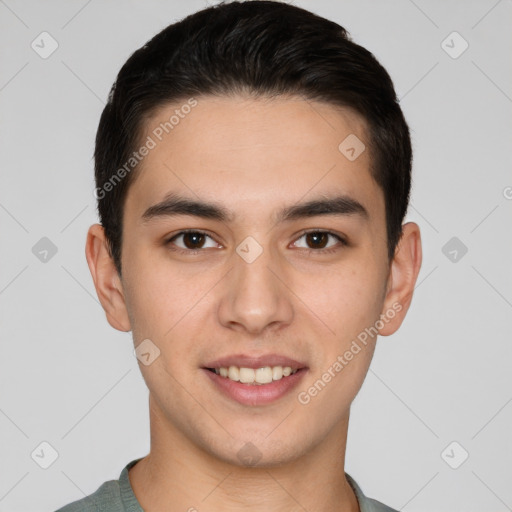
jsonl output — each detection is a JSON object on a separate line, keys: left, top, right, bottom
{"left": 141, "top": 192, "right": 369, "bottom": 224}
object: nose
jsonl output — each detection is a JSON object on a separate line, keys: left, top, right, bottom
{"left": 217, "top": 243, "right": 294, "bottom": 335}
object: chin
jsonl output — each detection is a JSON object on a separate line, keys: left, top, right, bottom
{"left": 202, "top": 433, "right": 310, "bottom": 469}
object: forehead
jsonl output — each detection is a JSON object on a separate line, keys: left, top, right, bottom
{"left": 126, "top": 94, "right": 382, "bottom": 224}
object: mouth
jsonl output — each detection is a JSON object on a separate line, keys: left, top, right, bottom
{"left": 204, "top": 365, "right": 300, "bottom": 385}
{"left": 201, "top": 354, "right": 308, "bottom": 405}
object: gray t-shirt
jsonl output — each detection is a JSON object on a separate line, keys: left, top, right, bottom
{"left": 55, "top": 458, "right": 398, "bottom": 512}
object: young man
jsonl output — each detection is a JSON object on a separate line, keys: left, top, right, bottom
{"left": 56, "top": 1, "right": 421, "bottom": 510}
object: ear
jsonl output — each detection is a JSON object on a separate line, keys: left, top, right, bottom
{"left": 378, "top": 222, "right": 422, "bottom": 336}
{"left": 85, "top": 223, "right": 131, "bottom": 332}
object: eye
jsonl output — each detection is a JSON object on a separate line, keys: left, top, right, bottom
{"left": 166, "top": 230, "right": 220, "bottom": 254}
{"left": 165, "top": 229, "right": 347, "bottom": 256}
{"left": 292, "top": 230, "right": 347, "bottom": 254}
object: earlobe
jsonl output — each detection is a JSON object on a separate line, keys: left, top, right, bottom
{"left": 85, "top": 223, "right": 132, "bottom": 332}
{"left": 379, "top": 222, "right": 422, "bottom": 336}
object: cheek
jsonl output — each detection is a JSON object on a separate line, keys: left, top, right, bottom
{"left": 295, "top": 267, "right": 384, "bottom": 423}
{"left": 302, "top": 261, "right": 386, "bottom": 339}
{"left": 121, "top": 247, "right": 180, "bottom": 340}
{"left": 122, "top": 247, "right": 216, "bottom": 357}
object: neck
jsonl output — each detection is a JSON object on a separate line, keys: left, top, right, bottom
{"left": 129, "top": 395, "right": 360, "bottom": 512}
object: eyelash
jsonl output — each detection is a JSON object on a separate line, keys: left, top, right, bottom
{"left": 165, "top": 229, "right": 348, "bottom": 256}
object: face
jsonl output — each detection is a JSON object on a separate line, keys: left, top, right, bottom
{"left": 102, "top": 95, "right": 407, "bottom": 466}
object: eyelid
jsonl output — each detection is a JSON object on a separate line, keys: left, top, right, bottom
{"left": 166, "top": 229, "right": 222, "bottom": 252}
{"left": 294, "top": 228, "right": 347, "bottom": 243}
{"left": 165, "top": 228, "right": 348, "bottom": 254}
{"left": 292, "top": 229, "right": 348, "bottom": 251}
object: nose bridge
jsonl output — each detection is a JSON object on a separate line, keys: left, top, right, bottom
{"left": 218, "top": 238, "right": 293, "bottom": 333}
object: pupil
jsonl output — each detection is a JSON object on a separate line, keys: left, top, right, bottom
{"left": 184, "top": 232, "right": 204, "bottom": 249}
{"left": 307, "top": 232, "right": 327, "bottom": 249}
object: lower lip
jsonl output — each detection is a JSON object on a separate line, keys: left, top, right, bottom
{"left": 202, "top": 368, "right": 307, "bottom": 406}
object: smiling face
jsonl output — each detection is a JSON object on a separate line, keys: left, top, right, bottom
{"left": 90, "top": 94, "right": 414, "bottom": 467}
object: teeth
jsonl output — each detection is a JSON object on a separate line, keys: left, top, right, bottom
{"left": 239, "top": 367, "right": 255, "bottom": 383}
{"left": 255, "top": 367, "right": 273, "bottom": 384}
{"left": 214, "top": 365, "right": 298, "bottom": 384}
{"left": 272, "top": 366, "right": 283, "bottom": 380}
{"left": 228, "top": 366, "right": 240, "bottom": 381}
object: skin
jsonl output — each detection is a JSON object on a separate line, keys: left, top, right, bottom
{"left": 86, "top": 94, "right": 422, "bottom": 512}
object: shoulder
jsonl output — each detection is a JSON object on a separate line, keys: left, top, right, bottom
{"left": 54, "top": 478, "right": 122, "bottom": 512}
{"left": 55, "top": 458, "right": 143, "bottom": 512}
{"left": 363, "top": 496, "right": 400, "bottom": 512}
{"left": 346, "top": 473, "right": 399, "bottom": 512}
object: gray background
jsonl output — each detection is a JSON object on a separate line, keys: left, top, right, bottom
{"left": 1, "top": 0, "right": 511, "bottom": 510}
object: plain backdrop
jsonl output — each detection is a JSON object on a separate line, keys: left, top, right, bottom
{"left": 0, "top": 1, "right": 511, "bottom": 511}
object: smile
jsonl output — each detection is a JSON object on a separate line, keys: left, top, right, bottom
{"left": 207, "top": 365, "right": 299, "bottom": 385}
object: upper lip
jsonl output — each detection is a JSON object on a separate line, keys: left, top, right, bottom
{"left": 203, "top": 353, "right": 307, "bottom": 370}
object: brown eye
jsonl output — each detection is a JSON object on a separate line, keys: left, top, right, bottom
{"left": 166, "top": 230, "right": 219, "bottom": 252}
{"left": 181, "top": 232, "right": 206, "bottom": 249}
{"left": 293, "top": 230, "right": 347, "bottom": 253}
{"left": 305, "top": 232, "right": 329, "bottom": 249}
